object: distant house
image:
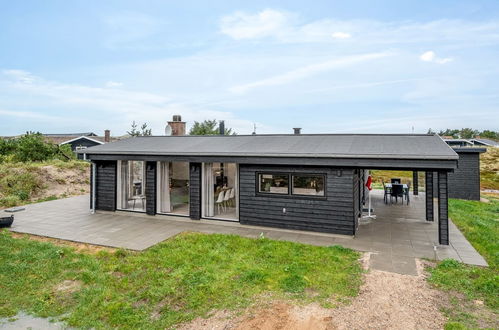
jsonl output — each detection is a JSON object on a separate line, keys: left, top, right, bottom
{"left": 442, "top": 138, "right": 473, "bottom": 148}
{"left": 469, "top": 138, "right": 499, "bottom": 147}
{"left": 441, "top": 136, "right": 498, "bottom": 148}
{"left": 44, "top": 130, "right": 118, "bottom": 160}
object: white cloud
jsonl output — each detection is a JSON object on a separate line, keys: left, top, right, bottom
{"left": 420, "top": 50, "right": 453, "bottom": 64}
{"left": 220, "top": 9, "right": 290, "bottom": 40}
{"left": 2, "top": 69, "right": 36, "bottom": 84}
{"left": 331, "top": 32, "right": 351, "bottom": 39}
{"left": 105, "top": 81, "right": 124, "bottom": 88}
{"left": 0, "top": 70, "right": 260, "bottom": 135}
{"left": 102, "top": 12, "right": 164, "bottom": 49}
{"left": 219, "top": 10, "right": 499, "bottom": 47}
{"left": 229, "top": 52, "right": 393, "bottom": 94}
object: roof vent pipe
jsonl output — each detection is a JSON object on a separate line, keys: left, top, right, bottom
{"left": 293, "top": 128, "right": 301, "bottom": 135}
{"left": 219, "top": 120, "right": 225, "bottom": 135}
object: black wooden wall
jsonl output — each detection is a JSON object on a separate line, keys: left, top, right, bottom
{"left": 145, "top": 161, "right": 157, "bottom": 215}
{"left": 239, "top": 165, "right": 356, "bottom": 235}
{"left": 447, "top": 152, "right": 481, "bottom": 200}
{"left": 94, "top": 160, "right": 116, "bottom": 211}
{"left": 438, "top": 171, "right": 449, "bottom": 245}
{"left": 189, "top": 163, "right": 202, "bottom": 220}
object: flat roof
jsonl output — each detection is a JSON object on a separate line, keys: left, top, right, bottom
{"left": 81, "top": 134, "right": 458, "bottom": 160}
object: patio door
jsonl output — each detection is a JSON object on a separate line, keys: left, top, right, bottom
{"left": 117, "top": 160, "right": 146, "bottom": 212}
{"left": 202, "top": 162, "right": 238, "bottom": 221}
{"left": 156, "top": 161, "right": 190, "bottom": 216}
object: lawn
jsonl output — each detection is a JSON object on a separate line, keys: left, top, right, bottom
{"left": 427, "top": 195, "right": 499, "bottom": 328}
{"left": 0, "top": 231, "right": 362, "bottom": 329}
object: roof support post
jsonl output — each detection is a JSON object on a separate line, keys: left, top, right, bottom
{"left": 425, "top": 171, "right": 434, "bottom": 221}
{"left": 438, "top": 171, "right": 449, "bottom": 245}
{"left": 189, "top": 163, "right": 202, "bottom": 220}
{"left": 413, "top": 171, "right": 418, "bottom": 195}
{"left": 145, "top": 161, "right": 157, "bottom": 215}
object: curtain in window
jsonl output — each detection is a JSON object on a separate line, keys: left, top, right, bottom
{"left": 158, "top": 161, "right": 171, "bottom": 213}
{"left": 203, "top": 163, "right": 214, "bottom": 217}
{"left": 119, "top": 160, "right": 129, "bottom": 209}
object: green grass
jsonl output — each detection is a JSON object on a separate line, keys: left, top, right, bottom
{"left": 0, "top": 231, "right": 362, "bottom": 329}
{"left": 427, "top": 195, "right": 499, "bottom": 328}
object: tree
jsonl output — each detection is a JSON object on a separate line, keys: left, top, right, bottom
{"left": 189, "top": 119, "right": 236, "bottom": 135}
{"left": 127, "top": 121, "right": 152, "bottom": 136}
{"left": 479, "top": 130, "right": 499, "bottom": 140}
{"left": 427, "top": 128, "right": 435, "bottom": 134}
{"left": 459, "top": 128, "right": 479, "bottom": 139}
{"left": 13, "top": 132, "right": 58, "bottom": 162}
{"left": 437, "top": 129, "right": 459, "bottom": 138}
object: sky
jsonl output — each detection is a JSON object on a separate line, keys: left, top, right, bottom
{"left": 1, "top": 0, "right": 499, "bottom": 136}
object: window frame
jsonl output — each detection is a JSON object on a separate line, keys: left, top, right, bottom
{"left": 256, "top": 172, "right": 290, "bottom": 195}
{"left": 291, "top": 173, "right": 327, "bottom": 197}
{"left": 255, "top": 172, "right": 327, "bottom": 199}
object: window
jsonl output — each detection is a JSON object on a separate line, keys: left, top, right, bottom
{"left": 157, "top": 161, "right": 190, "bottom": 215}
{"left": 75, "top": 146, "right": 87, "bottom": 151}
{"left": 258, "top": 173, "right": 289, "bottom": 194}
{"left": 292, "top": 175, "right": 325, "bottom": 196}
{"left": 117, "top": 160, "right": 146, "bottom": 212}
{"left": 202, "top": 163, "right": 239, "bottom": 221}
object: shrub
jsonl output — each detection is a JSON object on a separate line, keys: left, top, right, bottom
{"left": 0, "top": 170, "right": 43, "bottom": 202}
{"left": 0, "top": 195, "right": 21, "bottom": 207}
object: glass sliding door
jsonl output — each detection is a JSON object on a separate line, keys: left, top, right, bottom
{"left": 157, "top": 161, "right": 189, "bottom": 216}
{"left": 202, "top": 162, "right": 238, "bottom": 221}
{"left": 117, "top": 160, "right": 146, "bottom": 212}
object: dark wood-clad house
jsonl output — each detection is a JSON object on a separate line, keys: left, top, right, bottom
{"left": 80, "top": 134, "right": 459, "bottom": 245}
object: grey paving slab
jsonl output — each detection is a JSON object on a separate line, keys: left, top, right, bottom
{"left": 3, "top": 191, "right": 488, "bottom": 277}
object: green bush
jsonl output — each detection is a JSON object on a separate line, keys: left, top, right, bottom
{"left": 0, "top": 195, "right": 21, "bottom": 207}
{"left": 0, "top": 170, "right": 43, "bottom": 204}
{"left": 0, "top": 132, "right": 77, "bottom": 163}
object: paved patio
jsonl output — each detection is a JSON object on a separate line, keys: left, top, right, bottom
{"left": 3, "top": 191, "right": 487, "bottom": 275}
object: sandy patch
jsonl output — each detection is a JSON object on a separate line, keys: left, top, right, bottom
{"left": 35, "top": 165, "right": 89, "bottom": 199}
{"left": 179, "top": 256, "right": 447, "bottom": 330}
{"left": 54, "top": 280, "right": 83, "bottom": 293}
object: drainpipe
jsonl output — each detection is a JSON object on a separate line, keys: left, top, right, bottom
{"left": 91, "top": 162, "right": 96, "bottom": 214}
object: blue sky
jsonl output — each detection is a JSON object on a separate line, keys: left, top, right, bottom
{"left": 1, "top": 0, "right": 499, "bottom": 136}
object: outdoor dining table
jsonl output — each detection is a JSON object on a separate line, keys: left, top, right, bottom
{"left": 385, "top": 183, "right": 408, "bottom": 190}
{"left": 384, "top": 183, "right": 409, "bottom": 205}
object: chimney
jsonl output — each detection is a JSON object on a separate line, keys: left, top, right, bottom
{"left": 167, "top": 115, "right": 186, "bottom": 136}
{"left": 293, "top": 128, "right": 301, "bottom": 135}
{"left": 219, "top": 120, "right": 225, "bottom": 135}
{"left": 104, "top": 130, "right": 110, "bottom": 143}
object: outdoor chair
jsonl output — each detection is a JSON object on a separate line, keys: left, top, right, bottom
{"left": 404, "top": 181, "right": 411, "bottom": 205}
{"left": 390, "top": 184, "right": 404, "bottom": 204}
{"left": 383, "top": 182, "right": 391, "bottom": 204}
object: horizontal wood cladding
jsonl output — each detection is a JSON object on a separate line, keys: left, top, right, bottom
{"left": 145, "top": 162, "right": 156, "bottom": 215}
{"left": 448, "top": 153, "right": 481, "bottom": 200}
{"left": 239, "top": 164, "right": 355, "bottom": 235}
{"left": 95, "top": 160, "right": 116, "bottom": 211}
{"left": 189, "top": 163, "right": 201, "bottom": 220}
{"left": 438, "top": 171, "right": 449, "bottom": 245}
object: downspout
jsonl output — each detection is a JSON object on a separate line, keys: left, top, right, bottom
{"left": 91, "top": 162, "right": 96, "bottom": 214}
